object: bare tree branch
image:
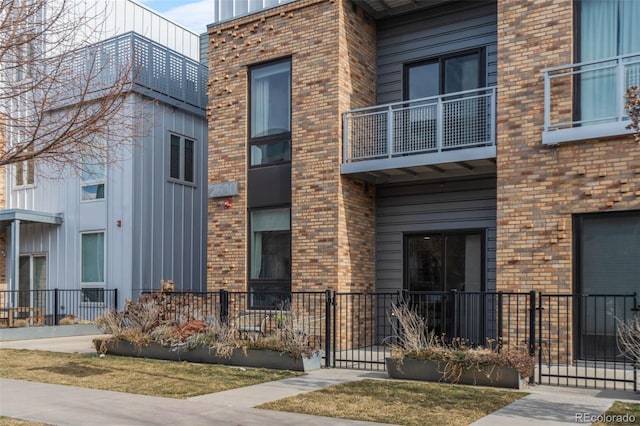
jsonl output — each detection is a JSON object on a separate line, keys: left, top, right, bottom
{"left": 0, "top": 0, "right": 139, "bottom": 175}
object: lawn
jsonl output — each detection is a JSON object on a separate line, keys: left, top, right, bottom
{"left": 258, "top": 378, "right": 527, "bottom": 426}
{"left": 593, "top": 401, "right": 640, "bottom": 426}
{"left": 0, "top": 349, "right": 302, "bottom": 399}
{"left": 0, "top": 418, "right": 49, "bottom": 426}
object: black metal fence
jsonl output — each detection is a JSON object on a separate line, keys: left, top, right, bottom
{"left": 3, "top": 287, "right": 637, "bottom": 391}
{"left": 0, "top": 289, "right": 118, "bottom": 326}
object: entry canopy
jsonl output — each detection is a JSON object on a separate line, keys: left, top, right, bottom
{"left": 0, "top": 209, "right": 63, "bottom": 225}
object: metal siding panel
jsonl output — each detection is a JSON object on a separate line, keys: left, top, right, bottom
{"left": 375, "top": 179, "right": 497, "bottom": 292}
{"left": 376, "top": 1, "right": 497, "bottom": 104}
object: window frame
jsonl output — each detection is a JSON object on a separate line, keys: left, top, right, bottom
{"left": 80, "top": 231, "right": 106, "bottom": 299}
{"left": 80, "top": 162, "right": 106, "bottom": 203}
{"left": 168, "top": 133, "right": 196, "bottom": 186}
{"left": 248, "top": 57, "right": 292, "bottom": 169}
{"left": 14, "top": 158, "right": 35, "bottom": 189}
{"left": 247, "top": 206, "right": 292, "bottom": 295}
{"left": 403, "top": 48, "right": 486, "bottom": 100}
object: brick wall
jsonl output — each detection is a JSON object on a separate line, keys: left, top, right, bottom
{"left": 206, "top": 0, "right": 377, "bottom": 293}
{"left": 497, "top": 0, "right": 640, "bottom": 361}
{"left": 497, "top": 0, "right": 640, "bottom": 293}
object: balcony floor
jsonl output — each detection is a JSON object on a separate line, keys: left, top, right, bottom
{"left": 341, "top": 145, "right": 496, "bottom": 184}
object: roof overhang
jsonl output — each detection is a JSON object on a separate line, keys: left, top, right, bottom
{"left": 0, "top": 209, "right": 63, "bottom": 225}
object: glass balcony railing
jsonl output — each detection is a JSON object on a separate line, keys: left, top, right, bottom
{"left": 542, "top": 52, "right": 640, "bottom": 145}
{"left": 342, "top": 87, "right": 496, "bottom": 172}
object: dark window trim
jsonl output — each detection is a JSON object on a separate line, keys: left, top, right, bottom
{"left": 168, "top": 132, "right": 197, "bottom": 187}
{"left": 248, "top": 57, "right": 292, "bottom": 169}
{"left": 247, "top": 205, "right": 292, "bottom": 290}
{"left": 402, "top": 229, "right": 486, "bottom": 292}
{"left": 402, "top": 48, "right": 486, "bottom": 100}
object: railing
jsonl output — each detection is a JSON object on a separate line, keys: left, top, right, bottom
{"left": 542, "top": 52, "right": 640, "bottom": 144}
{"left": 342, "top": 87, "right": 496, "bottom": 164}
{"left": 0, "top": 289, "right": 118, "bottom": 326}
{"left": 52, "top": 32, "right": 208, "bottom": 112}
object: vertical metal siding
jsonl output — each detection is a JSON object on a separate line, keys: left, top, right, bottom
{"left": 376, "top": 1, "right": 497, "bottom": 104}
{"left": 375, "top": 177, "right": 497, "bottom": 292}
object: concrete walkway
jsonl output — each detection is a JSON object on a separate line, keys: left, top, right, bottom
{"left": 1, "top": 335, "right": 639, "bottom": 425}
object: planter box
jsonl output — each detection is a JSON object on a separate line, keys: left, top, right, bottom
{"left": 94, "top": 338, "right": 322, "bottom": 371}
{"left": 385, "top": 357, "right": 524, "bottom": 389}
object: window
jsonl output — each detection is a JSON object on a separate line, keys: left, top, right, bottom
{"left": 577, "top": 0, "right": 640, "bottom": 123}
{"left": 169, "top": 134, "right": 195, "bottom": 184}
{"left": 574, "top": 211, "right": 640, "bottom": 360}
{"left": 249, "top": 59, "right": 291, "bottom": 166}
{"left": 249, "top": 207, "right": 291, "bottom": 293}
{"left": 405, "top": 232, "right": 483, "bottom": 292}
{"left": 81, "top": 232, "right": 105, "bottom": 285}
{"left": 15, "top": 158, "right": 34, "bottom": 187}
{"left": 405, "top": 50, "right": 483, "bottom": 100}
{"left": 81, "top": 162, "right": 105, "bottom": 201}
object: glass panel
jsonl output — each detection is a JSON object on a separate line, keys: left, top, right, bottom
{"left": 15, "top": 162, "right": 24, "bottom": 186}
{"left": 250, "top": 140, "right": 291, "bottom": 166}
{"left": 81, "top": 288, "right": 105, "bottom": 303}
{"left": 18, "top": 256, "right": 30, "bottom": 307}
{"left": 82, "top": 233, "right": 105, "bottom": 283}
{"left": 443, "top": 53, "right": 480, "bottom": 94}
{"left": 250, "top": 208, "right": 291, "bottom": 280}
{"left": 170, "top": 134, "right": 181, "bottom": 179}
{"left": 25, "top": 159, "right": 34, "bottom": 185}
{"left": 184, "top": 139, "right": 194, "bottom": 183}
{"left": 407, "top": 62, "right": 439, "bottom": 100}
{"left": 33, "top": 256, "right": 47, "bottom": 312}
{"left": 81, "top": 184, "right": 105, "bottom": 201}
{"left": 406, "top": 234, "right": 443, "bottom": 292}
{"left": 250, "top": 61, "right": 291, "bottom": 138}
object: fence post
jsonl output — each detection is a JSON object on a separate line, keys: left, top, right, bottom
{"left": 449, "top": 289, "right": 459, "bottom": 339}
{"left": 528, "top": 290, "right": 536, "bottom": 357}
{"left": 497, "top": 291, "right": 503, "bottom": 344}
{"left": 114, "top": 288, "right": 118, "bottom": 312}
{"left": 324, "top": 289, "right": 332, "bottom": 368}
{"left": 219, "top": 289, "right": 229, "bottom": 325}
{"left": 54, "top": 288, "right": 59, "bottom": 325}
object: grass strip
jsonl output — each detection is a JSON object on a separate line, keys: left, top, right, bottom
{"left": 258, "top": 378, "right": 527, "bottom": 426}
{"left": 0, "top": 349, "right": 301, "bottom": 399}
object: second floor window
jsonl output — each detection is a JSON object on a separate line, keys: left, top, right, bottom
{"left": 405, "top": 50, "right": 483, "bottom": 100}
{"left": 249, "top": 59, "right": 291, "bottom": 167}
{"left": 15, "top": 158, "right": 34, "bottom": 187}
{"left": 81, "top": 162, "right": 105, "bottom": 201}
{"left": 169, "top": 134, "right": 195, "bottom": 184}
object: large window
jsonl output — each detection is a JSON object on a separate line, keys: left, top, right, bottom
{"left": 405, "top": 50, "right": 483, "bottom": 100}
{"left": 169, "top": 134, "right": 195, "bottom": 184}
{"left": 81, "top": 232, "right": 105, "bottom": 284}
{"left": 249, "top": 208, "right": 291, "bottom": 293}
{"left": 578, "top": 0, "right": 640, "bottom": 123}
{"left": 81, "top": 162, "right": 105, "bottom": 201}
{"left": 405, "top": 232, "right": 483, "bottom": 292}
{"left": 14, "top": 158, "right": 34, "bottom": 187}
{"left": 249, "top": 59, "right": 291, "bottom": 167}
{"left": 574, "top": 211, "right": 640, "bottom": 360}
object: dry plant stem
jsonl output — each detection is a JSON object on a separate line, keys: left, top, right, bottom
{"left": 617, "top": 316, "right": 640, "bottom": 363}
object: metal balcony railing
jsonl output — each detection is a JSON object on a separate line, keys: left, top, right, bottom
{"left": 342, "top": 87, "right": 496, "bottom": 165}
{"left": 55, "top": 32, "right": 207, "bottom": 112}
{"left": 542, "top": 52, "right": 640, "bottom": 145}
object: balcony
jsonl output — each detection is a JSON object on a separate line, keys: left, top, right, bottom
{"left": 341, "top": 87, "right": 496, "bottom": 182}
{"left": 542, "top": 52, "right": 640, "bottom": 145}
{"left": 53, "top": 32, "right": 208, "bottom": 116}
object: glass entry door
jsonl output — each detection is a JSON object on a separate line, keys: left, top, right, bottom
{"left": 18, "top": 255, "right": 47, "bottom": 310}
{"left": 405, "top": 232, "right": 484, "bottom": 340}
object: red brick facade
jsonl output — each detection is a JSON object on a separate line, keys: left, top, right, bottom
{"left": 206, "top": 0, "right": 376, "bottom": 292}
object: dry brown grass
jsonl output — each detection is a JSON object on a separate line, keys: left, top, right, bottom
{"left": 593, "top": 401, "right": 640, "bottom": 426}
{"left": 0, "top": 418, "right": 49, "bottom": 426}
{"left": 258, "top": 379, "right": 526, "bottom": 426}
{"left": 0, "top": 349, "right": 301, "bottom": 399}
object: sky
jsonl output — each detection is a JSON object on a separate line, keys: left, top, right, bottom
{"left": 136, "top": 0, "right": 216, "bottom": 34}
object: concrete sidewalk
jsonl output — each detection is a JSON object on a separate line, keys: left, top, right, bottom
{"left": 1, "top": 335, "right": 639, "bottom": 425}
